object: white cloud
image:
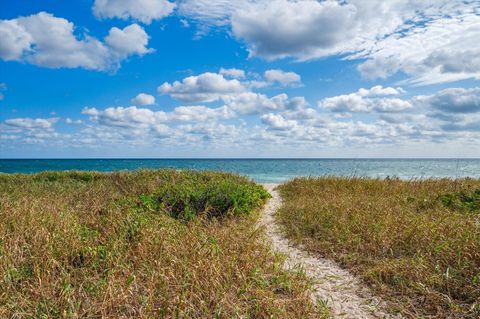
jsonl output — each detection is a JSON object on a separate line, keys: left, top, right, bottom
{"left": 77, "top": 104, "right": 241, "bottom": 145}
{"left": 321, "top": 93, "right": 367, "bottom": 112}
{"left": 156, "top": 70, "right": 307, "bottom": 115}
{"left": 320, "top": 86, "right": 411, "bottom": 113}
{"left": 372, "top": 99, "right": 413, "bottom": 113}
{"left": 221, "top": 92, "right": 276, "bottom": 115}
{"left": 357, "top": 85, "right": 403, "bottom": 97}
{"left": 261, "top": 113, "right": 298, "bottom": 130}
{"left": 171, "top": 105, "right": 233, "bottom": 121}
{"left": 65, "top": 118, "right": 83, "bottom": 125}
{"left": 1, "top": 117, "right": 62, "bottom": 145}
{"left": 5, "top": 117, "right": 58, "bottom": 129}
{"left": 0, "top": 12, "right": 152, "bottom": 71}
{"left": 264, "top": 69, "right": 301, "bottom": 86}
{"left": 177, "top": 0, "right": 255, "bottom": 28}
{"left": 441, "top": 115, "right": 480, "bottom": 132}
{"left": 158, "top": 72, "right": 246, "bottom": 103}
{"left": 219, "top": 67, "right": 246, "bottom": 79}
{"left": 85, "top": 88, "right": 306, "bottom": 129}
{"left": 179, "top": 122, "right": 244, "bottom": 142}
{"left": 131, "top": 93, "right": 156, "bottom": 105}
{"left": 231, "top": 0, "right": 357, "bottom": 60}
{"left": 82, "top": 106, "right": 167, "bottom": 128}
{"left": 105, "top": 24, "right": 153, "bottom": 56}
{"left": 0, "top": 20, "right": 32, "bottom": 61}
{"left": 93, "top": 0, "right": 176, "bottom": 24}
{"left": 222, "top": 92, "right": 305, "bottom": 115}
{"left": 415, "top": 87, "right": 480, "bottom": 113}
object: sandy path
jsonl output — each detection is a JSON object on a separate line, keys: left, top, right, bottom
{"left": 259, "top": 184, "right": 398, "bottom": 319}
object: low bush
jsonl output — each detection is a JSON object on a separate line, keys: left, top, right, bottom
{"left": 439, "top": 188, "right": 480, "bottom": 213}
{"left": 138, "top": 175, "right": 270, "bottom": 220}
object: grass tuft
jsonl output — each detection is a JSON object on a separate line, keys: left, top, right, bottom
{"left": 277, "top": 177, "right": 480, "bottom": 318}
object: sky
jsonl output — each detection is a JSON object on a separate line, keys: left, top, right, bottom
{"left": 0, "top": 0, "right": 479, "bottom": 158}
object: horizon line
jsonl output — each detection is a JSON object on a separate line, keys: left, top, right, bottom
{"left": 1, "top": 157, "right": 479, "bottom": 160}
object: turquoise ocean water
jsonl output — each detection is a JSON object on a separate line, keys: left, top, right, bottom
{"left": 1, "top": 159, "right": 479, "bottom": 183}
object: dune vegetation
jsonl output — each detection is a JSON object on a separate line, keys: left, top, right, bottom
{"left": 277, "top": 177, "right": 480, "bottom": 318}
{"left": 0, "top": 170, "right": 326, "bottom": 318}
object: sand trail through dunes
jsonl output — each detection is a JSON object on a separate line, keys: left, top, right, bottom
{"left": 259, "top": 184, "right": 400, "bottom": 319}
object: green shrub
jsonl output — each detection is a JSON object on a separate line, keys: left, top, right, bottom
{"left": 439, "top": 188, "right": 480, "bottom": 213}
{"left": 138, "top": 172, "right": 270, "bottom": 220}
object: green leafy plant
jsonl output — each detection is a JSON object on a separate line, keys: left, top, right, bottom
{"left": 439, "top": 188, "right": 480, "bottom": 213}
{"left": 137, "top": 172, "right": 270, "bottom": 220}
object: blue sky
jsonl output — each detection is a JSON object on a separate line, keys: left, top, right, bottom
{"left": 1, "top": 0, "right": 479, "bottom": 158}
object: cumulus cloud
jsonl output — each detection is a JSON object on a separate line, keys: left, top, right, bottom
{"left": 0, "top": 12, "right": 152, "bottom": 71}
{"left": 320, "top": 86, "right": 411, "bottom": 113}
{"left": 222, "top": 92, "right": 306, "bottom": 115}
{"left": 77, "top": 104, "right": 241, "bottom": 145}
{"left": 131, "top": 93, "right": 156, "bottom": 105}
{"left": 170, "top": 105, "right": 233, "bottom": 121}
{"left": 158, "top": 72, "right": 246, "bottom": 103}
{"left": 105, "top": 24, "right": 153, "bottom": 56}
{"left": 156, "top": 70, "right": 307, "bottom": 115}
{"left": 261, "top": 113, "right": 298, "bottom": 130}
{"left": 65, "top": 118, "right": 83, "bottom": 125}
{"left": 441, "top": 117, "right": 480, "bottom": 132}
{"left": 179, "top": 122, "right": 244, "bottom": 142}
{"left": 219, "top": 67, "right": 246, "bottom": 79}
{"left": 231, "top": 0, "right": 357, "bottom": 60}
{"left": 357, "top": 86, "right": 403, "bottom": 97}
{"left": 177, "top": 0, "right": 255, "bottom": 28}
{"left": 2, "top": 117, "right": 61, "bottom": 145}
{"left": 93, "top": 0, "right": 176, "bottom": 24}
{"left": 415, "top": 87, "right": 480, "bottom": 113}
{"left": 5, "top": 117, "right": 58, "bottom": 129}
{"left": 264, "top": 69, "right": 301, "bottom": 86}
{"left": 0, "top": 20, "right": 32, "bottom": 61}
{"left": 82, "top": 106, "right": 167, "bottom": 128}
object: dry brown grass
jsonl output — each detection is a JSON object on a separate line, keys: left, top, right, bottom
{"left": 0, "top": 170, "right": 326, "bottom": 318}
{"left": 277, "top": 177, "right": 480, "bottom": 319}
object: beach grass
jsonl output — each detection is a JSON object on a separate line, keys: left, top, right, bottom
{"left": 0, "top": 170, "right": 325, "bottom": 318}
{"left": 277, "top": 177, "right": 480, "bottom": 318}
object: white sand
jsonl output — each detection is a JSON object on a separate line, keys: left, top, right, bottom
{"left": 259, "top": 184, "right": 400, "bottom": 319}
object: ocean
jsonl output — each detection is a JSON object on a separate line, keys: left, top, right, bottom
{"left": 1, "top": 159, "right": 479, "bottom": 183}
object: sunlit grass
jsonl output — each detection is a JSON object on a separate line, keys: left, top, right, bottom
{"left": 277, "top": 177, "right": 480, "bottom": 318}
{"left": 0, "top": 170, "right": 326, "bottom": 318}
